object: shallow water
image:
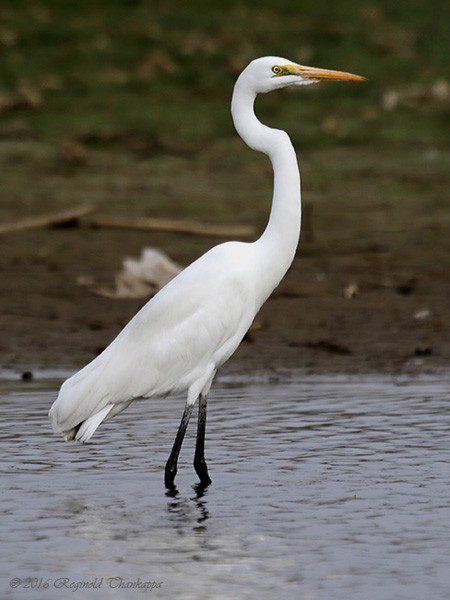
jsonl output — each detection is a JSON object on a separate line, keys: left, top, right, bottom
{"left": 1, "top": 374, "right": 450, "bottom": 600}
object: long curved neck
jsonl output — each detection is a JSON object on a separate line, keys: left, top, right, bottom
{"left": 231, "top": 80, "right": 301, "bottom": 286}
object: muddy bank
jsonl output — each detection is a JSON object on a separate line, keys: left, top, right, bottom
{"left": 1, "top": 145, "right": 449, "bottom": 378}
{"left": 1, "top": 224, "right": 449, "bottom": 378}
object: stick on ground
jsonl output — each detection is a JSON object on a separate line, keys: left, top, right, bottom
{"left": 85, "top": 215, "right": 255, "bottom": 238}
{"left": 0, "top": 204, "right": 94, "bottom": 235}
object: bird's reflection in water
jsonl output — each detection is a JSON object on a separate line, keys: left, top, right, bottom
{"left": 165, "top": 483, "right": 210, "bottom": 531}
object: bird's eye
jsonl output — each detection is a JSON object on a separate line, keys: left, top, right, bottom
{"left": 272, "top": 65, "right": 282, "bottom": 75}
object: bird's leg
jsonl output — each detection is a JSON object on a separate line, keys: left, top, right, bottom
{"left": 165, "top": 403, "right": 194, "bottom": 489}
{"left": 193, "top": 394, "right": 212, "bottom": 486}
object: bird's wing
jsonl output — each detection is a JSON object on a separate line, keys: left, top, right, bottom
{"left": 50, "top": 242, "right": 257, "bottom": 435}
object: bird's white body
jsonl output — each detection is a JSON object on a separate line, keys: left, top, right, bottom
{"left": 49, "top": 56, "right": 363, "bottom": 470}
{"left": 51, "top": 239, "right": 286, "bottom": 441}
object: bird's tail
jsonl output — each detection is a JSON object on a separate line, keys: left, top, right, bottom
{"left": 54, "top": 403, "right": 115, "bottom": 443}
{"left": 50, "top": 398, "right": 134, "bottom": 443}
{"left": 49, "top": 358, "right": 123, "bottom": 443}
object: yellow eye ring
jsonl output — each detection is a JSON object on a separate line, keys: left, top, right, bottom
{"left": 272, "top": 65, "right": 281, "bottom": 75}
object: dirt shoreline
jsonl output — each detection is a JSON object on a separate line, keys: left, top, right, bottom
{"left": 1, "top": 223, "right": 449, "bottom": 381}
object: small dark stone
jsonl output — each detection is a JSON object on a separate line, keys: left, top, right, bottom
{"left": 302, "top": 339, "right": 352, "bottom": 356}
{"left": 414, "top": 347, "right": 432, "bottom": 357}
{"left": 21, "top": 371, "right": 33, "bottom": 381}
{"left": 396, "top": 279, "right": 416, "bottom": 295}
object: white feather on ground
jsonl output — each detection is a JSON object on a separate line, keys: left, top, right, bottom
{"left": 78, "top": 247, "right": 182, "bottom": 299}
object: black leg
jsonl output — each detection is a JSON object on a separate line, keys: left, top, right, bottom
{"left": 193, "top": 394, "right": 212, "bottom": 486}
{"left": 165, "top": 403, "right": 194, "bottom": 489}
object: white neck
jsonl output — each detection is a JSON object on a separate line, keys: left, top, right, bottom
{"left": 231, "top": 79, "right": 301, "bottom": 290}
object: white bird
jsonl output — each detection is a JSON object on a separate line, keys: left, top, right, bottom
{"left": 49, "top": 56, "right": 364, "bottom": 489}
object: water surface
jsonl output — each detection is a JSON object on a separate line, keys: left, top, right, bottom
{"left": 1, "top": 374, "right": 449, "bottom": 599}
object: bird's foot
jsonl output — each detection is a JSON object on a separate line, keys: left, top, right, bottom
{"left": 193, "top": 457, "right": 212, "bottom": 487}
{"left": 164, "top": 462, "right": 177, "bottom": 490}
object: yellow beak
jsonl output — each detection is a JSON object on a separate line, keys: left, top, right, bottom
{"left": 288, "top": 64, "right": 366, "bottom": 82}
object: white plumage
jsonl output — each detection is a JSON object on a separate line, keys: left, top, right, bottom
{"left": 49, "top": 56, "right": 364, "bottom": 488}
{"left": 51, "top": 242, "right": 262, "bottom": 438}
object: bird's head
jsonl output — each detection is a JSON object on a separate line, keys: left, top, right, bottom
{"left": 239, "top": 56, "right": 366, "bottom": 94}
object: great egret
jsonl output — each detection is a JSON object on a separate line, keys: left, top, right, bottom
{"left": 49, "top": 56, "right": 364, "bottom": 489}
